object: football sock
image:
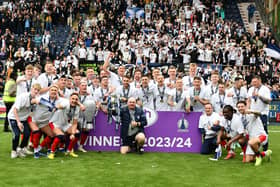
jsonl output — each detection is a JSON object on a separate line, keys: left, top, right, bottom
{"left": 68, "top": 133, "right": 80, "bottom": 151}
{"left": 80, "top": 131, "right": 89, "bottom": 146}
{"left": 40, "top": 136, "right": 53, "bottom": 149}
{"left": 32, "top": 130, "right": 41, "bottom": 149}
{"left": 51, "top": 137, "right": 61, "bottom": 152}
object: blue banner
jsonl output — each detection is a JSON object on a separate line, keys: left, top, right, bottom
{"left": 269, "top": 99, "right": 280, "bottom": 125}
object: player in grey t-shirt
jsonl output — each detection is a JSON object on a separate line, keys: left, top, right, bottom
{"left": 48, "top": 92, "right": 81, "bottom": 159}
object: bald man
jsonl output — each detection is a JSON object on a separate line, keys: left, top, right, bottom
{"left": 118, "top": 97, "right": 147, "bottom": 154}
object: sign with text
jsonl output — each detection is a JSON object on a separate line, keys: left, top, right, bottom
{"left": 84, "top": 111, "right": 202, "bottom": 153}
{"left": 269, "top": 99, "right": 280, "bottom": 125}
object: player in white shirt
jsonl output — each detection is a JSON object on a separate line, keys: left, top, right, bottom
{"left": 211, "top": 81, "right": 226, "bottom": 114}
{"left": 37, "top": 62, "right": 55, "bottom": 94}
{"left": 137, "top": 74, "right": 157, "bottom": 110}
{"left": 247, "top": 75, "right": 271, "bottom": 151}
{"left": 101, "top": 54, "right": 125, "bottom": 88}
{"left": 130, "top": 69, "right": 142, "bottom": 89}
{"left": 85, "top": 68, "right": 96, "bottom": 86}
{"left": 72, "top": 71, "right": 82, "bottom": 92}
{"left": 29, "top": 85, "right": 64, "bottom": 158}
{"left": 164, "top": 65, "right": 177, "bottom": 92}
{"left": 48, "top": 93, "right": 81, "bottom": 159}
{"left": 33, "top": 64, "right": 42, "bottom": 83}
{"left": 167, "top": 78, "right": 191, "bottom": 112}
{"left": 8, "top": 84, "right": 41, "bottom": 158}
{"left": 189, "top": 76, "right": 209, "bottom": 112}
{"left": 199, "top": 103, "right": 222, "bottom": 154}
{"left": 87, "top": 74, "right": 100, "bottom": 97}
{"left": 183, "top": 63, "right": 205, "bottom": 88}
{"left": 205, "top": 70, "right": 219, "bottom": 99}
{"left": 217, "top": 105, "right": 245, "bottom": 160}
{"left": 116, "top": 76, "right": 138, "bottom": 107}
{"left": 78, "top": 81, "right": 96, "bottom": 153}
{"left": 56, "top": 75, "right": 72, "bottom": 98}
{"left": 224, "top": 77, "right": 248, "bottom": 108}
{"left": 16, "top": 65, "right": 34, "bottom": 97}
{"left": 154, "top": 75, "right": 169, "bottom": 111}
{"left": 94, "top": 76, "right": 116, "bottom": 114}
{"left": 236, "top": 101, "right": 272, "bottom": 166}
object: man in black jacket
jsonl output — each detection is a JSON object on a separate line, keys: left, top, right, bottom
{"left": 119, "top": 97, "right": 147, "bottom": 154}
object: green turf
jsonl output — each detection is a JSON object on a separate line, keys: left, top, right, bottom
{"left": 0, "top": 126, "right": 279, "bottom": 187}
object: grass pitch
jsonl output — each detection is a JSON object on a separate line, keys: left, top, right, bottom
{"left": 0, "top": 125, "right": 279, "bottom": 187}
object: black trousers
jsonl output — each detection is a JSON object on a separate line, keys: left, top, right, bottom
{"left": 9, "top": 119, "right": 30, "bottom": 151}
{"left": 4, "top": 102, "right": 14, "bottom": 131}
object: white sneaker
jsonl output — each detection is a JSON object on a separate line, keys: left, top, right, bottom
{"left": 16, "top": 147, "right": 26, "bottom": 158}
{"left": 22, "top": 147, "right": 33, "bottom": 155}
{"left": 11, "top": 150, "right": 18, "bottom": 159}
{"left": 78, "top": 145, "right": 87, "bottom": 153}
{"left": 209, "top": 157, "right": 218, "bottom": 161}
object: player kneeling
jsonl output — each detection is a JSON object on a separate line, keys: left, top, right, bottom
{"left": 48, "top": 93, "right": 81, "bottom": 159}
{"left": 236, "top": 101, "right": 272, "bottom": 166}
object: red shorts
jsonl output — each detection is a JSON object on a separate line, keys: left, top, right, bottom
{"left": 259, "top": 135, "right": 267, "bottom": 143}
{"left": 49, "top": 122, "right": 54, "bottom": 130}
{"left": 27, "top": 116, "right": 32, "bottom": 123}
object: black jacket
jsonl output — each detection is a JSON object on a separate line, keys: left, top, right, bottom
{"left": 119, "top": 106, "right": 147, "bottom": 140}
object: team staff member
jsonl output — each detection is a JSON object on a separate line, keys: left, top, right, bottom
{"left": 3, "top": 71, "right": 18, "bottom": 132}
{"left": 119, "top": 97, "right": 147, "bottom": 154}
{"left": 8, "top": 84, "right": 41, "bottom": 158}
